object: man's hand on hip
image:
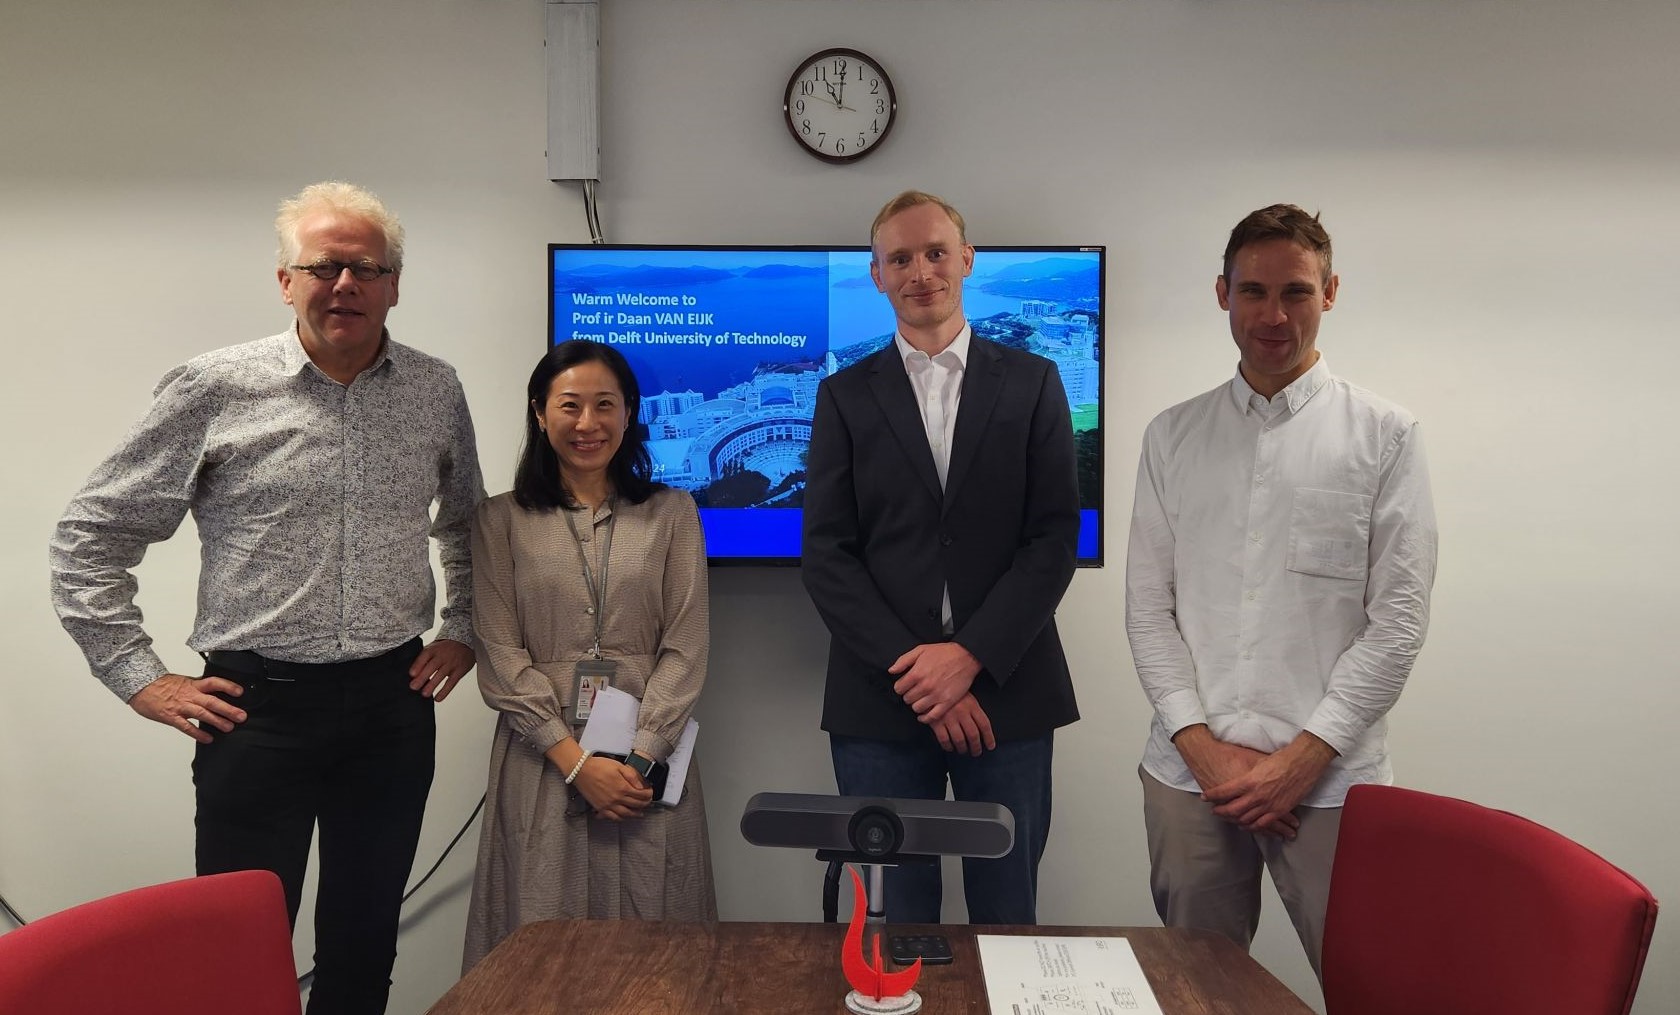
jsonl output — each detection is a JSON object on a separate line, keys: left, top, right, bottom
{"left": 409, "top": 638, "right": 475, "bottom": 701}
{"left": 890, "top": 641, "right": 981, "bottom": 722}
{"left": 1203, "top": 731, "right": 1338, "bottom": 837}
{"left": 129, "top": 673, "right": 246, "bottom": 744}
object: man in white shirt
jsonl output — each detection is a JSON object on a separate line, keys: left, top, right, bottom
{"left": 1125, "top": 204, "right": 1437, "bottom": 977}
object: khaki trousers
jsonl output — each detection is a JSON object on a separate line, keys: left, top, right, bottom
{"left": 1139, "top": 766, "right": 1342, "bottom": 980}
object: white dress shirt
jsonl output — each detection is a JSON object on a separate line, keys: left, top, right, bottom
{"left": 1125, "top": 357, "right": 1437, "bottom": 807}
{"left": 896, "top": 325, "right": 970, "bottom": 631}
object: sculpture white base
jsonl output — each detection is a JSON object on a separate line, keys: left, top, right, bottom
{"left": 844, "top": 989, "right": 922, "bottom": 1015}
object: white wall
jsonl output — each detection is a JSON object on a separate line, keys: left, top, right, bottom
{"left": 3, "top": 2, "right": 1676, "bottom": 1013}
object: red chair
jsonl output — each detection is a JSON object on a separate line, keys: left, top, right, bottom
{"left": 1322, "top": 784, "right": 1657, "bottom": 1015}
{"left": 0, "top": 869, "right": 301, "bottom": 1015}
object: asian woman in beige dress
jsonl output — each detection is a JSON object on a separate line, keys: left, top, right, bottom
{"left": 463, "top": 340, "right": 716, "bottom": 971}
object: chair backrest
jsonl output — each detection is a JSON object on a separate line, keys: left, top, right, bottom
{"left": 1322, "top": 784, "right": 1658, "bottom": 1015}
{"left": 0, "top": 869, "right": 301, "bottom": 1015}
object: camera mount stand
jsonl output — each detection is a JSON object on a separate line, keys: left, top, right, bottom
{"left": 815, "top": 849, "right": 938, "bottom": 925}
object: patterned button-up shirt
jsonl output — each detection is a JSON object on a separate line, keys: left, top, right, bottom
{"left": 51, "top": 327, "right": 484, "bottom": 701}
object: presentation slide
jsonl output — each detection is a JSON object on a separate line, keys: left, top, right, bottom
{"left": 551, "top": 246, "right": 1104, "bottom": 562}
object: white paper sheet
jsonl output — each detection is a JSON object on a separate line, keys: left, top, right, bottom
{"left": 975, "top": 935, "right": 1165, "bottom": 1015}
{"left": 576, "top": 684, "right": 697, "bottom": 806}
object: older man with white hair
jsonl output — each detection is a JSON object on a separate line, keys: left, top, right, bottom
{"left": 51, "top": 181, "right": 484, "bottom": 1015}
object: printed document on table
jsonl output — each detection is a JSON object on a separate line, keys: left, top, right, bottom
{"left": 975, "top": 935, "right": 1164, "bottom": 1015}
{"left": 577, "top": 684, "right": 697, "bottom": 807}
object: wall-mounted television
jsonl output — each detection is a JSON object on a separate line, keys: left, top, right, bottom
{"left": 548, "top": 244, "right": 1105, "bottom": 566}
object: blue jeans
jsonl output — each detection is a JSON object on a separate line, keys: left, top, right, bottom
{"left": 829, "top": 732, "right": 1053, "bottom": 925}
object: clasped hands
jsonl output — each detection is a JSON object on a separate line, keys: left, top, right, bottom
{"left": 889, "top": 641, "right": 996, "bottom": 757}
{"left": 1173, "top": 725, "right": 1337, "bottom": 841}
{"left": 548, "top": 739, "right": 656, "bottom": 822}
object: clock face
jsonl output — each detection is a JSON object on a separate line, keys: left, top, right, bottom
{"left": 783, "top": 48, "right": 896, "bottom": 163}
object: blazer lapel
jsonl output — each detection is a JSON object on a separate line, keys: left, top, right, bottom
{"left": 866, "top": 346, "right": 944, "bottom": 504}
{"left": 943, "top": 337, "right": 1003, "bottom": 512}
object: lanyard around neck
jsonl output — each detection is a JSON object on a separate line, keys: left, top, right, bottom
{"left": 561, "top": 499, "right": 615, "bottom": 658}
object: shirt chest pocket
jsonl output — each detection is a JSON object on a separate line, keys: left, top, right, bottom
{"left": 1286, "top": 488, "right": 1372, "bottom": 581}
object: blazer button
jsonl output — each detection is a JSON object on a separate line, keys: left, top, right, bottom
{"left": 939, "top": 533, "right": 953, "bottom": 546}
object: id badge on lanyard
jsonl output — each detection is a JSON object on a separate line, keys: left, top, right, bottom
{"left": 564, "top": 501, "right": 616, "bottom": 728}
{"left": 570, "top": 657, "right": 617, "bottom": 724}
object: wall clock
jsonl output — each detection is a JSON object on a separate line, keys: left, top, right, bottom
{"left": 783, "top": 48, "right": 897, "bottom": 163}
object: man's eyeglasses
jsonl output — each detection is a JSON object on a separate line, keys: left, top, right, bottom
{"left": 289, "top": 260, "right": 395, "bottom": 282}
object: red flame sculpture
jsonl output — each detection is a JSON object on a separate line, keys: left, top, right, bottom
{"left": 841, "top": 865, "right": 922, "bottom": 1000}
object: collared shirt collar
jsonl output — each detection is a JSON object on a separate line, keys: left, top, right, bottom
{"left": 284, "top": 322, "right": 396, "bottom": 380}
{"left": 1229, "top": 354, "right": 1332, "bottom": 416}
{"left": 894, "top": 323, "right": 971, "bottom": 369}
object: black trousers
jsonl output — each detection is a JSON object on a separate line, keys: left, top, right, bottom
{"left": 193, "top": 640, "right": 434, "bottom": 1015}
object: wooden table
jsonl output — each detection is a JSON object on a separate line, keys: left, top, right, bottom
{"left": 428, "top": 920, "right": 1314, "bottom": 1014}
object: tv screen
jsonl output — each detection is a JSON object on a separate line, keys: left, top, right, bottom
{"left": 548, "top": 244, "right": 1105, "bottom": 566}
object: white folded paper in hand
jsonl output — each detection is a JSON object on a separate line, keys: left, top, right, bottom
{"left": 577, "top": 684, "right": 698, "bottom": 807}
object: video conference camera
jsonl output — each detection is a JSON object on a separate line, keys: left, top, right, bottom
{"left": 740, "top": 792, "right": 1015, "bottom": 863}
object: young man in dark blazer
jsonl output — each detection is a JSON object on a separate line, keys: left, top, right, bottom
{"left": 801, "top": 190, "right": 1081, "bottom": 924}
